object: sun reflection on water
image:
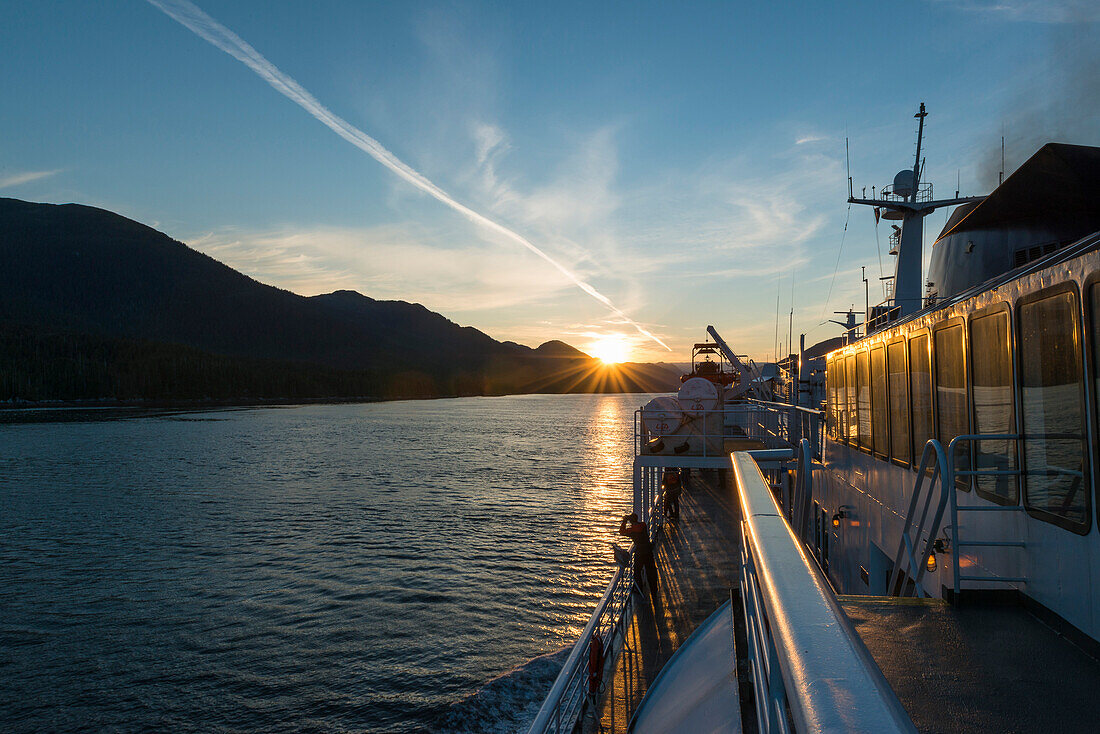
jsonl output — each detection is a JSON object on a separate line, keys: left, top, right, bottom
{"left": 1, "top": 393, "right": 663, "bottom": 733}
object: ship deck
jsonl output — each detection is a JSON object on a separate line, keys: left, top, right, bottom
{"left": 582, "top": 468, "right": 743, "bottom": 734}
{"left": 577, "top": 463, "right": 1100, "bottom": 734}
{"left": 840, "top": 596, "right": 1100, "bottom": 733}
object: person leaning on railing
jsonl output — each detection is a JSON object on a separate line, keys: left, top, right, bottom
{"left": 618, "top": 513, "right": 658, "bottom": 597}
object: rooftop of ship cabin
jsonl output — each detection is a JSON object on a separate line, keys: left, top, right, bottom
{"left": 935, "top": 143, "right": 1100, "bottom": 241}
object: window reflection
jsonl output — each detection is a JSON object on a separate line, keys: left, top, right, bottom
{"left": 910, "top": 334, "right": 933, "bottom": 460}
{"left": 935, "top": 324, "right": 968, "bottom": 487}
{"left": 970, "top": 311, "right": 1017, "bottom": 502}
{"left": 871, "top": 346, "right": 888, "bottom": 457}
{"left": 845, "top": 355, "right": 858, "bottom": 444}
{"left": 1019, "top": 290, "right": 1089, "bottom": 528}
{"left": 857, "top": 351, "right": 871, "bottom": 450}
{"left": 887, "top": 341, "right": 909, "bottom": 463}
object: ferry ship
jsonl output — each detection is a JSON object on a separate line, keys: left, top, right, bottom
{"left": 527, "top": 105, "right": 1100, "bottom": 733}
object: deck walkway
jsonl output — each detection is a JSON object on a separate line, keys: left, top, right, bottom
{"left": 582, "top": 468, "right": 743, "bottom": 733}
{"left": 841, "top": 596, "right": 1100, "bottom": 733}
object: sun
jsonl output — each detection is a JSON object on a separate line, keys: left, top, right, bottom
{"left": 588, "top": 334, "right": 631, "bottom": 365}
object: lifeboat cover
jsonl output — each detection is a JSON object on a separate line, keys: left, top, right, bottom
{"left": 641, "top": 396, "right": 684, "bottom": 435}
{"left": 677, "top": 377, "right": 719, "bottom": 417}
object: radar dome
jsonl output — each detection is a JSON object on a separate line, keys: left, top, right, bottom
{"left": 892, "top": 170, "right": 915, "bottom": 197}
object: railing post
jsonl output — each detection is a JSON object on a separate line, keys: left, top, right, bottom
{"left": 632, "top": 460, "right": 642, "bottom": 519}
{"left": 948, "top": 436, "right": 962, "bottom": 598}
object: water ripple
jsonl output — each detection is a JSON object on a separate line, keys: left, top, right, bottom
{"left": 0, "top": 394, "right": 648, "bottom": 733}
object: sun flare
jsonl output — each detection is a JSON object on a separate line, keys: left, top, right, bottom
{"left": 589, "top": 335, "right": 631, "bottom": 365}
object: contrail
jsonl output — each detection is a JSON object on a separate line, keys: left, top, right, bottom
{"left": 145, "top": 0, "right": 671, "bottom": 351}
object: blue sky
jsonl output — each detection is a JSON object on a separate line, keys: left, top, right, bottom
{"left": 3, "top": 1, "right": 1098, "bottom": 361}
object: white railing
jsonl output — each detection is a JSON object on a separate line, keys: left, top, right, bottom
{"left": 880, "top": 181, "right": 933, "bottom": 203}
{"left": 946, "top": 434, "right": 1028, "bottom": 596}
{"left": 733, "top": 451, "right": 917, "bottom": 734}
{"left": 533, "top": 404, "right": 826, "bottom": 734}
{"left": 527, "top": 474, "right": 669, "bottom": 734}
{"left": 746, "top": 400, "right": 825, "bottom": 460}
{"left": 891, "top": 433, "right": 1074, "bottom": 598}
{"left": 634, "top": 402, "right": 823, "bottom": 461}
{"left": 525, "top": 564, "right": 633, "bottom": 734}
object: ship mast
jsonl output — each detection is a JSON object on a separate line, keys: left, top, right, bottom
{"left": 848, "top": 103, "right": 984, "bottom": 320}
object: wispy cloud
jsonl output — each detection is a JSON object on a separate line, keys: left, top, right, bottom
{"left": 624, "top": 148, "right": 840, "bottom": 265}
{"left": 932, "top": 0, "right": 1100, "bottom": 23}
{"left": 188, "top": 224, "right": 584, "bottom": 313}
{"left": 144, "top": 0, "right": 670, "bottom": 350}
{"left": 0, "top": 169, "right": 61, "bottom": 189}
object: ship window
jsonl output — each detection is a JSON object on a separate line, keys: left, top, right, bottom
{"left": 871, "top": 345, "right": 888, "bottom": 457}
{"left": 910, "top": 334, "right": 933, "bottom": 461}
{"left": 970, "top": 311, "right": 1018, "bottom": 503}
{"left": 845, "top": 355, "right": 858, "bottom": 444}
{"left": 856, "top": 350, "right": 872, "bottom": 450}
{"left": 1091, "top": 284, "right": 1100, "bottom": 523}
{"left": 888, "top": 341, "right": 909, "bottom": 464}
{"left": 935, "top": 324, "right": 969, "bottom": 487}
{"left": 1019, "top": 289, "right": 1089, "bottom": 531}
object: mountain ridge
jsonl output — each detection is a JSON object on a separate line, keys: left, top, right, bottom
{"left": 0, "top": 197, "right": 679, "bottom": 402}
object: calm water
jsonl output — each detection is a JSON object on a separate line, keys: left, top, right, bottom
{"left": 0, "top": 394, "right": 649, "bottom": 733}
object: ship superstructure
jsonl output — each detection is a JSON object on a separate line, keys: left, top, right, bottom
{"left": 529, "top": 106, "right": 1100, "bottom": 734}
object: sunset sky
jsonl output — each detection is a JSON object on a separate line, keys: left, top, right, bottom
{"left": 3, "top": 1, "right": 1098, "bottom": 362}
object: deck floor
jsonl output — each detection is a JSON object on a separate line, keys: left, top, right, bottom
{"left": 582, "top": 469, "right": 742, "bottom": 734}
{"left": 841, "top": 596, "right": 1100, "bottom": 733}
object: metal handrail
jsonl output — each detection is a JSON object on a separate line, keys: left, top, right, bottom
{"left": 944, "top": 434, "right": 1029, "bottom": 596}
{"left": 526, "top": 564, "right": 632, "bottom": 734}
{"left": 635, "top": 405, "right": 783, "bottom": 456}
{"left": 790, "top": 438, "right": 815, "bottom": 538}
{"left": 745, "top": 398, "right": 823, "bottom": 416}
{"left": 880, "top": 181, "right": 932, "bottom": 203}
{"left": 635, "top": 403, "right": 824, "bottom": 460}
{"left": 888, "top": 439, "right": 952, "bottom": 598}
{"left": 527, "top": 478, "right": 668, "bottom": 734}
{"left": 733, "top": 451, "right": 917, "bottom": 734}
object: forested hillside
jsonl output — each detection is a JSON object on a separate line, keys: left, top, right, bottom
{"left": 0, "top": 198, "right": 679, "bottom": 402}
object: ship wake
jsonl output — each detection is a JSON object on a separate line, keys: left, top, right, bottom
{"left": 433, "top": 647, "right": 570, "bottom": 734}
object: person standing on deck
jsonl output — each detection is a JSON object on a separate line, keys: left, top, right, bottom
{"left": 618, "top": 513, "right": 658, "bottom": 597}
{"left": 662, "top": 468, "right": 682, "bottom": 521}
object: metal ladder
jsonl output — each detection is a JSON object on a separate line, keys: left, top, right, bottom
{"left": 888, "top": 439, "right": 951, "bottom": 597}
{"left": 889, "top": 436, "right": 1028, "bottom": 599}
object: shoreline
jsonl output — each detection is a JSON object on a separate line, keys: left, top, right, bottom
{"left": 0, "top": 390, "right": 661, "bottom": 423}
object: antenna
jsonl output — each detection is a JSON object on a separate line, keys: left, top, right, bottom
{"left": 773, "top": 280, "right": 781, "bottom": 362}
{"left": 1000, "top": 135, "right": 1005, "bottom": 185}
{"left": 956, "top": 169, "right": 960, "bottom": 198}
{"left": 787, "top": 306, "right": 794, "bottom": 362}
{"left": 845, "top": 103, "right": 985, "bottom": 320}
{"left": 862, "top": 266, "right": 869, "bottom": 325}
{"left": 912, "top": 102, "right": 927, "bottom": 198}
{"left": 846, "top": 137, "right": 853, "bottom": 199}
